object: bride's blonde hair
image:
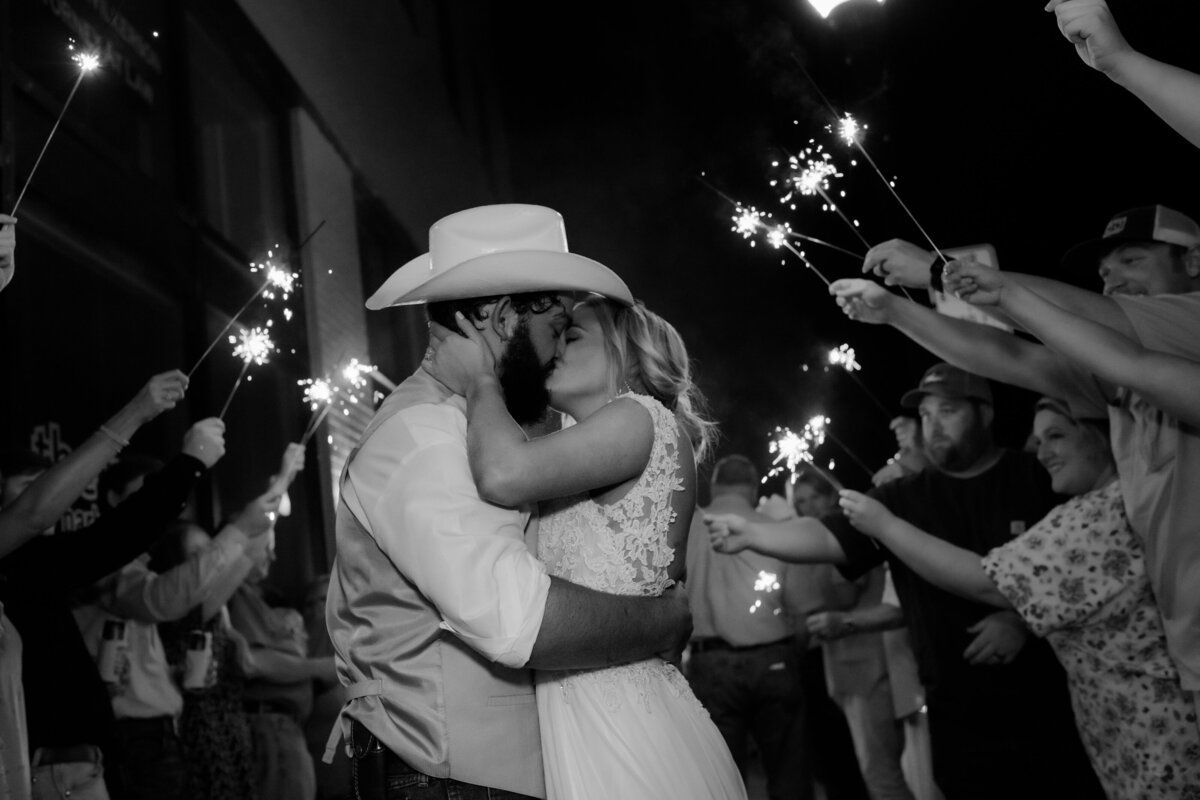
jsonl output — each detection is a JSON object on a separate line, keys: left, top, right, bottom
{"left": 579, "top": 296, "right": 717, "bottom": 463}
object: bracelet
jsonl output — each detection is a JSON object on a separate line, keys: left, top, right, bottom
{"left": 929, "top": 253, "right": 950, "bottom": 293}
{"left": 98, "top": 425, "right": 131, "bottom": 449}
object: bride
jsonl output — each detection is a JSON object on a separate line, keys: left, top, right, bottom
{"left": 428, "top": 296, "right": 747, "bottom": 800}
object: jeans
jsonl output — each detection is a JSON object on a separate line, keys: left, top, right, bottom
{"left": 30, "top": 748, "right": 109, "bottom": 800}
{"left": 349, "top": 721, "right": 537, "bottom": 800}
{"left": 686, "top": 640, "right": 810, "bottom": 800}
{"left": 248, "top": 711, "right": 316, "bottom": 800}
{"left": 110, "top": 716, "right": 185, "bottom": 800}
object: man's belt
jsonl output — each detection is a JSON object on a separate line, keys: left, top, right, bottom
{"left": 689, "top": 636, "right": 792, "bottom": 654}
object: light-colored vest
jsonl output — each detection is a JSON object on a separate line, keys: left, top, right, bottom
{"left": 324, "top": 372, "right": 545, "bottom": 798}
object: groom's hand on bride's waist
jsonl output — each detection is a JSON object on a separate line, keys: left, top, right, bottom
{"left": 656, "top": 583, "right": 692, "bottom": 669}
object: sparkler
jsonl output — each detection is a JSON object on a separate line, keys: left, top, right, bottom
{"left": 731, "top": 203, "right": 834, "bottom": 287}
{"left": 825, "top": 344, "right": 893, "bottom": 422}
{"left": 749, "top": 570, "right": 782, "bottom": 615}
{"left": 780, "top": 148, "right": 871, "bottom": 252}
{"left": 811, "top": 413, "right": 874, "bottom": 479}
{"left": 12, "top": 46, "right": 102, "bottom": 215}
{"left": 186, "top": 220, "right": 326, "bottom": 378}
{"left": 705, "top": 176, "right": 864, "bottom": 260}
{"left": 296, "top": 357, "right": 381, "bottom": 447}
{"left": 764, "top": 426, "right": 843, "bottom": 494}
{"left": 218, "top": 327, "right": 275, "bottom": 420}
{"left": 831, "top": 113, "right": 946, "bottom": 261}
{"left": 298, "top": 377, "right": 335, "bottom": 446}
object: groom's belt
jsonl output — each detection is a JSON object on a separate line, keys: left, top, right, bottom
{"left": 689, "top": 636, "right": 792, "bottom": 654}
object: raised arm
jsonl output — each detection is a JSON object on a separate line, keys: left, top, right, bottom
{"left": 1049, "top": 0, "right": 1200, "bottom": 150}
{"left": 965, "top": 267, "right": 1200, "bottom": 427}
{"left": 830, "top": 279, "right": 1075, "bottom": 399}
{"left": 705, "top": 512, "right": 847, "bottom": 564}
{"left": 861, "top": 238, "right": 1131, "bottom": 335}
{"left": 838, "top": 490, "right": 1010, "bottom": 608}
{"left": 0, "top": 370, "right": 188, "bottom": 559}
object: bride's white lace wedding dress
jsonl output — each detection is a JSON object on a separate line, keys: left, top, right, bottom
{"left": 535, "top": 393, "right": 747, "bottom": 800}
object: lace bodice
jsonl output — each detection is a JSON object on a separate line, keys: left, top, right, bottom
{"left": 537, "top": 393, "right": 684, "bottom": 598}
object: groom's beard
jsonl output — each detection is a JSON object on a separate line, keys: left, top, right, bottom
{"left": 498, "top": 320, "right": 555, "bottom": 427}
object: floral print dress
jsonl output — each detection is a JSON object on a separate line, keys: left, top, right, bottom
{"left": 981, "top": 480, "right": 1200, "bottom": 799}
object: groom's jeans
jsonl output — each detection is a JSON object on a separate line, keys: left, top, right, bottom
{"left": 349, "top": 720, "right": 538, "bottom": 800}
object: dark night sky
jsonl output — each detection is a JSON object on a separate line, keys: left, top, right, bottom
{"left": 480, "top": 0, "right": 1200, "bottom": 484}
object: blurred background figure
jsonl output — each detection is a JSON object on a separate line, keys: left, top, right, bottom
{"left": 685, "top": 455, "right": 810, "bottom": 800}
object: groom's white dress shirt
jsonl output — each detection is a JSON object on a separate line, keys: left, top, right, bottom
{"left": 326, "top": 369, "right": 549, "bottom": 797}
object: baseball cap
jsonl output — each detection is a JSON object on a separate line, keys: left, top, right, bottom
{"left": 900, "top": 363, "right": 993, "bottom": 409}
{"left": 1062, "top": 205, "right": 1200, "bottom": 273}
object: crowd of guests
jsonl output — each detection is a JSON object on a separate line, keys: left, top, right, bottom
{"left": 0, "top": 364, "right": 342, "bottom": 799}
{"left": 4, "top": 1, "right": 1200, "bottom": 799}
{"left": 690, "top": 4, "right": 1200, "bottom": 798}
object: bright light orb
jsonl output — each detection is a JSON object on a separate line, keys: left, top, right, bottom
{"left": 74, "top": 52, "right": 101, "bottom": 72}
{"left": 230, "top": 327, "right": 275, "bottom": 365}
{"left": 828, "top": 343, "right": 862, "bottom": 372}
{"left": 808, "top": 0, "right": 886, "bottom": 20}
{"left": 299, "top": 377, "right": 334, "bottom": 410}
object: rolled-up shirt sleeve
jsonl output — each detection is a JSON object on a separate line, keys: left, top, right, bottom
{"left": 351, "top": 403, "right": 550, "bottom": 669}
{"left": 1114, "top": 291, "right": 1200, "bottom": 356}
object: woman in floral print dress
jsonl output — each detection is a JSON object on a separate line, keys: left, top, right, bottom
{"left": 839, "top": 398, "right": 1200, "bottom": 800}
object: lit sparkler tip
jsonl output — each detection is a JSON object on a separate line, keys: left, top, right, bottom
{"left": 836, "top": 114, "right": 861, "bottom": 147}
{"left": 74, "top": 52, "right": 101, "bottom": 73}
{"left": 828, "top": 343, "right": 862, "bottom": 372}
{"left": 794, "top": 155, "right": 839, "bottom": 197}
{"left": 766, "top": 226, "right": 788, "bottom": 249}
{"left": 299, "top": 377, "right": 335, "bottom": 410}
{"left": 732, "top": 205, "right": 764, "bottom": 238}
{"left": 340, "top": 357, "right": 377, "bottom": 390}
{"left": 232, "top": 326, "right": 276, "bottom": 366}
{"left": 265, "top": 265, "right": 298, "bottom": 297}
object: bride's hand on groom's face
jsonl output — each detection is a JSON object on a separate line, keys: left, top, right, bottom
{"left": 425, "top": 313, "right": 497, "bottom": 394}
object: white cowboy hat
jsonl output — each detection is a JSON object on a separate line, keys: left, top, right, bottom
{"left": 365, "top": 204, "right": 634, "bottom": 309}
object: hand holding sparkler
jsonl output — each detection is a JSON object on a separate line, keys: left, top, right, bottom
{"left": 127, "top": 370, "right": 190, "bottom": 424}
{"left": 830, "top": 278, "right": 897, "bottom": 325}
{"left": 231, "top": 492, "right": 283, "bottom": 538}
{"left": 837, "top": 489, "right": 897, "bottom": 540}
{"left": 1046, "top": 0, "right": 1132, "bottom": 76}
{"left": 181, "top": 419, "right": 227, "bottom": 469}
{"left": 942, "top": 258, "right": 1004, "bottom": 306}
{"left": 863, "top": 239, "right": 939, "bottom": 289}
{"left": 267, "top": 443, "right": 306, "bottom": 496}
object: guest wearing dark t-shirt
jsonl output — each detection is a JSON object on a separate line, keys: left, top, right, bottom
{"left": 706, "top": 365, "right": 1104, "bottom": 800}
{"left": 0, "top": 419, "right": 224, "bottom": 798}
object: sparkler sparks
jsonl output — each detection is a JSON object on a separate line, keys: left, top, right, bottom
{"left": 749, "top": 570, "right": 782, "bottom": 614}
{"left": 341, "top": 358, "right": 377, "bottom": 390}
{"left": 72, "top": 52, "right": 101, "bottom": 73}
{"left": 764, "top": 425, "right": 844, "bottom": 493}
{"left": 828, "top": 344, "right": 861, "bottom": 372}
{"left": 835, "top": 114, "right": 862, "bottom": 147}
{"left": 795, "top": 155, "right": 839, "bottom": 197}
{"left": 230, "top": 327, "right": 275, "bottom": 365}
{"left": 765, "top": 427, "right": 813, "bottom": 483}
{"left": 299, "top": 377, "right": 334, "bottom": 411}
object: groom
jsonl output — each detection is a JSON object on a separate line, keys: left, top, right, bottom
{"left": 325, "top": 205, "right": 693, "bottom": 800}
